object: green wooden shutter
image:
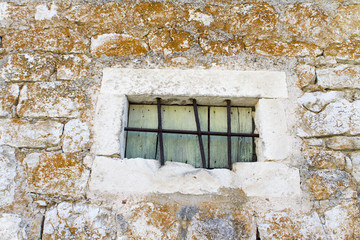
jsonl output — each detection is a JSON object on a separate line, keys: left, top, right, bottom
{"left": 125, "top": 104, "right": 253, "bottom": 168}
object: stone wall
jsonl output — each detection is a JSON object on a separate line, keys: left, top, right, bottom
{"left": 0, "top": 0, "right": 359, "bottom": 239}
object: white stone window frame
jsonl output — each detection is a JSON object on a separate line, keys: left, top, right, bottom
{"left": 89, "top": 68, "right": 300, "bottom": 198}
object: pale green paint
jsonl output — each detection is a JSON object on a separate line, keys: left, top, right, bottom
{"left": 126, "top": 104, "right": 253, "bottom": 168}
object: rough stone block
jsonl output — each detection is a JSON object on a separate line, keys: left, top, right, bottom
{"left": 64, "top": 3, "right": 127, "bottom": 34}
{"left": 57, "top": 54, "right": 91, "bottom": 80}
{"left": 148, "top": 28, "right": 193, "bottom": 55}
{"left": 199, "top": 35, "right": 244, "bottom": 56}
{"left": 2, "top": 28, "right": 88, "bottom": 53}
{"left": 133, "top": 2, "right": 175, "bottom": 27}
{"left": 350, "top": 100, "right": 360, "bottom": 134}
{"left": 325, "top": 136, "right": 360, "bottom": 150}
{"left": 1, "top": 53, "right": 56, "bottom": 82}
{"left": 91, "top": 33, "right": 148, "bottom": 57}
{"left": 282, "top": 4, "right": 331, "bottom": 47}
{"left": 258, "top": 211, "right": 326, "bottom": 239}
{"left": 295, "top": 64, "right": 316, "bottom": 88}
{"left": 63, "top": 119, "right": 90, "bottom": 153}
{"left": 324, "top": 200, "right": 359, "bottom": 240}
{"left": 325, "top": 40, "right": 360, "bottom": 63}
{"left": 0, "top": 3, "right": 30, "bottom": 30}
{"left": 317, "top": 65, "right": 360, "bottom": 89}
{"left": 0, "top": 146, "right": 16, "bottom": 206}
{"left": 24, "top": 152, "right": 89, "bottom": 197}
{"left": 0, "top": 214, "right": 26, "bottom": 240}
{"left": 304, "top": 148, "right": 346, "bottom": 170}
{"left": 300, "top": 100, "right": 351, "bottom": 137}
{"left": 298, "top": 91, "right": 344, "bottom": 113}
{"left": 0, "top": 119, "right": 63, "bottom": 148}
{"left": 0, "top": 83, "right": 19, "bottom": 117}
{"left": 335, "top": 5, "right": 360, "bottom": 36}
{"left": 43, "top": 202, "right": 117, "bottom": 239}
{"left": 348, "top": 152, "right": 360, "bottom": 182}
{"left": 208, "top": 3, "right": 277, "bottom": 35}
{"left": 255, "top": 99, "right": 290, "bottom": 161}
{"left": 305, "top": 170, "right": 356, "bottom": 200}
{"left": 17, "top": 82, "right": 86, "bottom": 118}
{"left": 233, "top": 162, "right": 301, "bottom": 198}
{"left": 247, "top": 38, "right": 322, "bottom": 57}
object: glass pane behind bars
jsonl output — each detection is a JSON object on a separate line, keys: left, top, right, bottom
{"left": 125, "top": 104, "right": 253, "bottom": 168}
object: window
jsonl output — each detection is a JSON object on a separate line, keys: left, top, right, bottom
{"left": 125, "top": 98, "right": 258, "bottom": 169}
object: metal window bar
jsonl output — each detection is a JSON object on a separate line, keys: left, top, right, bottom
{"left": 124, "top": 98, "right": 260, "bottom": 168}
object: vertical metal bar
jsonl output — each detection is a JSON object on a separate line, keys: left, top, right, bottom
{"left": 192, "top": 99, "right": 206, "bottom": 168}
{"left": 226, "top": 100, "right": 232, "bottom": 170}
{"left": 157, "top": 98, "right": 165, "bottom": 166}
{"left": 207, "top": 106, "right": 210, "bottom": 169}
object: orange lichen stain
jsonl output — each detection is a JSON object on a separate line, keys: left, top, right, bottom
{"left": 133, "top": 2, "right": 175, "bottom": 27}
{"left": 91, "top": 34, "right": 149, "bottom": 57}
{"left": 148, "top": 28, "right": 193, "bottom": 55}
{"left": 247, "top": 38, "right": 322, "bottom": 57}
{"left": 2, "top": 28, "right": 87, "bottom": 53}
{"left": 325, "top": 40, "right": 360, "bottom": 61}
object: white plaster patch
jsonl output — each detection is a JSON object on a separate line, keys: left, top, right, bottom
{"left": 35, "top": 4, "right": 58, "bottom": 20}
{"left": 233, "top": 162, "right": 301, "bottom": 198}
{"left": 0, "top": 214, "right": 25, "bottom": 240}
{"left": 0, "top": 146, "right": 17, "bottom": 206}
{"left": 63, "top": 119, "right": 90, "bottom": 153}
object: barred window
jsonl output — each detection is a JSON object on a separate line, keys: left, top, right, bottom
{"left": 125, "top": 98, "right": 258, "bottom": 169}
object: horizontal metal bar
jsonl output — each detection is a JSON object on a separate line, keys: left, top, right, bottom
{"left": 124, "top": 127, "right": 259, "bottom": 137}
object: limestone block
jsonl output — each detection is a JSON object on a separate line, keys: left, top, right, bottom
{"left": 325, "top": 40, "right": 360, "bottom": 63}
{"left": 324, "top": 200, "right": 359, "bottom": 240}
{"left": 57, "top": 54, "right": 91, "bottom": 80}
{"left": 64, "top": 3, "right": 127, "bottom": 34}
{"left": 295, "top": 64, "right": 316, "bottom": 88}
{"left": 2, "top": 28, "right": 88, "bottom": 53}
{"left": 89, "top": 157, "right": 242, "bottom": 196}
{"left": 199, "top": 35, "right": 244, "bottom": 56}
{"left": 43, "top": 202, "right": 117, "bottom": 239}
{"left": 304, "top": 148, "right": 346, "bottom": 170}
{"left": 350, "top": 100, "right": 360, "bottom": 134}
{"left": 0, "top": 146, "right": 16, "bottom": 206}
{"left": 17, "top": 82, "right": 86, "bottom": 118}
{"left": 1, "top": 53, "right": 56, "bottom": 82}
{"left": 317, "top": 65, "right": 360, "bottom": 89}
{"left": 187, "top": 210, "right": 255, "bottom": 240}
{"left": 258, "top": 211, "right": 326, "bottom": 239}
{"left": 24, "top": 152, "right": 89, "bottom": 197}
{"left": 300, "top": 100, "right": 351, "bottom": 137}
{"left": 298, "top": 91, "right": 344, "bottom": 113}
{"left": 62, "top": 119, "right": 90, "bottom": 153}
{"left": 247, "top": 38, "right": 322, "bottom": 57}
{"left": 233, "top": 162, "right": 301, "bottom": 198}
{"left": 282, "top": 4, "right": 331, "bottom": 47}
{"left": 35, "top": 3, "right": 58, "bottom": 20}
{"left": 305, "top": 170, "right": 356, "bottom": 200}
{"left": 124, "top": 202, "right": 178, "bottom": 239}
{"left": 325, "top": 136, "right": 360, "bottom": 150}
{"left": 209, "top": 3, "right": 277, "bottom": 35}
{"left": 91, "top": 33, "right": 148, "bottom": 57}
{"left": 133, "top": 2, "right": 175, "bottom": 27}
{"left": 148, "top": 29, "right": 193, "bottom": 55}
{"left": 0, "top": 119, "right": 62, "bottom": 148}
{"left": 255, "top": 99, "right": 290, "bottom": 161}
{"left": 0, "top": 214, "right": 26, "bottom": 240}
{"left": 348, "top": 152, "right": 360, "bottom": 182}
{"left": 0, "top": 84, "right": 19, "bottom": 117}
{"left": 335, "top": 5, "right": 360, "bottom": 36}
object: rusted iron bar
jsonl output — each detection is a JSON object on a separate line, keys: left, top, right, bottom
{"left": 226, "top": 100, "right": 232, "bottom": 170}
{"left": 192, "top": 99, "right": 207, "bottom": 168}
{"left": 157, "top": 98, "right": 165, "bottom": 166}
{"left": 124, "top": 127, "right": 259, "bottom": 138}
